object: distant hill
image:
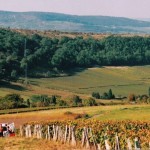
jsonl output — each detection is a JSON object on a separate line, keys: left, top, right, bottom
{"left": 138, "top": 18, "right": 150, "bottom": 22}
{"left": 1, "top": 11, "right": 150, "bottom": 33}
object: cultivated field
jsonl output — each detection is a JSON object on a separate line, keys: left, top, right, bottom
{"left": 0, "top": 104, "right": 150, "bottom": 149}
{"left": 0, "top": 104, "right": 150, "bottom": 128}
{"left": 0, "top": 65, "right": 150, "bottom": 99}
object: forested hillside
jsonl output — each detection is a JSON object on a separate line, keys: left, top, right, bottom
{"left": 1, "top": 11, "right": 150, "bottom": 33}
{"left": 0, "top": 28, "right": 150, "bottom": 80}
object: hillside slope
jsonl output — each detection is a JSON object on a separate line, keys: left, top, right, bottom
{"left": 1, "top": 11, "right": 150, "bottom": 33}
{"left": 1, "top": 66, "right": 150, "bottom": 98}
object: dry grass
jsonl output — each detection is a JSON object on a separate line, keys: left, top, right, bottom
{"left": 11, "top": 28, "right": 150, "bottom": 40}
{"left": 0, "top": 137, "right": 83, "bottom": 150}
{"left": 0, "top": 111, "right": 74, "bottom": 128}
{"left": 0, "top": 104, "right": 150, "bottom": 150}
{"left": 11, "top": 28, "right": 110, "bottom": 40}
{"left": 0, "top": 104, "right": 150, "bottom": 128}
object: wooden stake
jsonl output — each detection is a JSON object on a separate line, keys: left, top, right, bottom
{"left": 67, "top": 125, "right": 71, "bottom": 143}
{"left": 71, "top": 126, "right": 76, "bottom": 146}
{"left": 64, "top": 125, "right": 68, "bottom": 143}
{"left": 115, "top": 134, "right": 120, "bottom": 150}
{"left": 127, "top": 138, "right": 132, "bottom": 150}
{"left": 134, "top": 137, "right": 141, "bottom": 150}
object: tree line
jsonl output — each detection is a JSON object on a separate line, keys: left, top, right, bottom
{"left": 0, "top": 93, "right": 97, "bottom": 110}
{"left": 0, "top": 28, "right": 150, "bottom": 80}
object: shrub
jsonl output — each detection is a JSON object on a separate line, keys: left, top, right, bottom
{"left": 108, "top": 89, "right": 115, "bottom": 99}
{"left": 57, "top": 100, "right": 68, "bottom": 106}
{"left": 136, "top": 95, "right": 149, "bottom": 103}
{"left": 82, "top": 113, "right": 90, "bottom": 119}
{"left": 0, "top": 93, "right": 24, "bottom": 109}
{"left": 30, "top": 95, "right": 51, "bottom": 107}
{"left": 26, "top": 99, "right": 31, "bottom": 107}
{"left": 69, "top": 95, "right": 82, "bottom": 106}
{"left": 50, "top": 95, "right": 57, "bottom": 104}
{"left": 101, "top": 92, "right": 108, "bottom": 99}
{"left": 128, "top": 94, "right": 136, "bottom": 102}
{"left": 64, "top": 111, "right": 73, "bottom": 115}
{"left": 101, "top": 89, "right": 115, "bottom": 99}
{"left": 92, "top": 92, "right": 100, "bottom": 99}
{"left": 83, "top": 98, "right": 97, "bottom": 106}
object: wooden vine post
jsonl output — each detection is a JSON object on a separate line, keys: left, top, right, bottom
{"left": 19, "top": 123, "right": 149, "bottom": 150}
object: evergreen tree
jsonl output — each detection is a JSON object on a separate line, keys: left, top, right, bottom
{"left": 27, "top": 99, "right": 31, "bottom": 107}
{"left": 108, "top": 89, "right": 113, "bottom": 99}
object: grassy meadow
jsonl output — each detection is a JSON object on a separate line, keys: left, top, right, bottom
{"left": 0, "top": 65, "right": 150, "bottom": 99}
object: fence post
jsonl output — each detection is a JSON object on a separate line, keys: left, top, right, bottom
{"left": 25, "top": 125, "right": 28, "bottom": 138}
{"left": 28, "top": 125, "right": 32, "bottom": 138}
{"left": 127, "top": 138, "right": 132, "bottom": 150}
{"left": 64, "top": 125, "right": 68, "bottom": 143}
{"left": 39, "top": 125, "right": 42, "bottom": 139}
{"left": 81, "top": 127, "right": 85, "bottom": 147}
{"left": 115, "top": 133, "right": 120, "bottom": 150}
{"left": 134, "top": 137, "right": 141, "bottom": 150}
{"left": 58, "top": 126, "right": 63, "bottom": 142}
{"left": 33, "top": 125, "right": 37, "bottom": 138}
{"left": 67, "top": 125, "right": 71, "bottom": 143}
{"left": 71, "top": 126, "right": 76, "bottom": 146}
{"left": 37, "top": 125, "right": 39, "bottom": 139}
{"left": 85, "top": 128, "right": 90, "bottom": 149}
{"left": 47, "top": 125, "right": 50, "bottom": 140}
{"left": 89, "top": 128, "right": 97, "bottom": 150}
{"left": 104, "top": 133, "right": 111, "bottom": 150}
{"left": 53, "top": 125, "right": 58, "bottom": 141}
{"left": 81, "top": 127, "right": 90, "bottom": 148}
{"left": 20, "top": 125, "right": 23, "bottom": 137}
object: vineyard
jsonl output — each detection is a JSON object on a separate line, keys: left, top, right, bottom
{"left": 20, "top": 120, "right": 150, "bottom": 149}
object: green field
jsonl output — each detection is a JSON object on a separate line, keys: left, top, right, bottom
{"left": 0, "top": 65, "right": 150, "bottom": 99}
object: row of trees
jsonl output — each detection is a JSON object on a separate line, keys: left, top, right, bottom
{"left": 128, "top": 87, "right": 150, "bottom": 103}
{"left": 0, "top": 94, "right": 97, "bottom": 110}
{"left": 92, "top": 89, "right": 115, "bottom": 99}
{"left": 29, "top": 94, "right": 97, "bottom": 107}
{"left": 0, "top": 28, "right": 150, "bottom": 80}
{"left": 0, "top": 88, "right": 150, "bottom": 110}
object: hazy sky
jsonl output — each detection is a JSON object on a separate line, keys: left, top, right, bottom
{"left": 0, "top": 0, "right": 150, "bottom": 18}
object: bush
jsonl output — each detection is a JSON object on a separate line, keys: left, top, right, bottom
{"left": 30, "top": 95, "right": 51, "bottom": 107}
{"left": 69, "top": 95, "right": 82, "bottom": 106}
{"left": 50, "top": 95, "right": 57, "bottom": 105}
{"left": 83, "top": 98, "right": 97, "bottom": 106}
{"left": 101, "top": 92, "right": 109, "bottom": 99}
{"left": 82, "top": 113, "right": 90, "bottom": 119}
{"left": 0, "top": 93, "right": 24, "bottom": 109}
{"left": 101, "top": 89, "right": 115, "bottom": 99}
{"left": 135, "top": 95, "right": 149, "bottom": 104}
{"left": 57, "top": 100, "right": 68, "bottom": 106}
{"left": 92, "top": 92, "right": 100, "bottom": 99}
{"left": 128, "top": 94, "right": 136, "bottom": 102}
{"left": 108, "top": 89, "right": 115, "bottom": 99}
{"left": 64, "top": 111, "right": 73, "bottom": 115}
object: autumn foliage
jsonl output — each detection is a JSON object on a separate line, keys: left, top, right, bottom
{"left": 23, "top": 120, "right": 150, "bottom": 149}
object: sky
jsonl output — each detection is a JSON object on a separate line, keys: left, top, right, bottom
{"left": 0, "top": 0, "right": 150, "bottom": 18}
